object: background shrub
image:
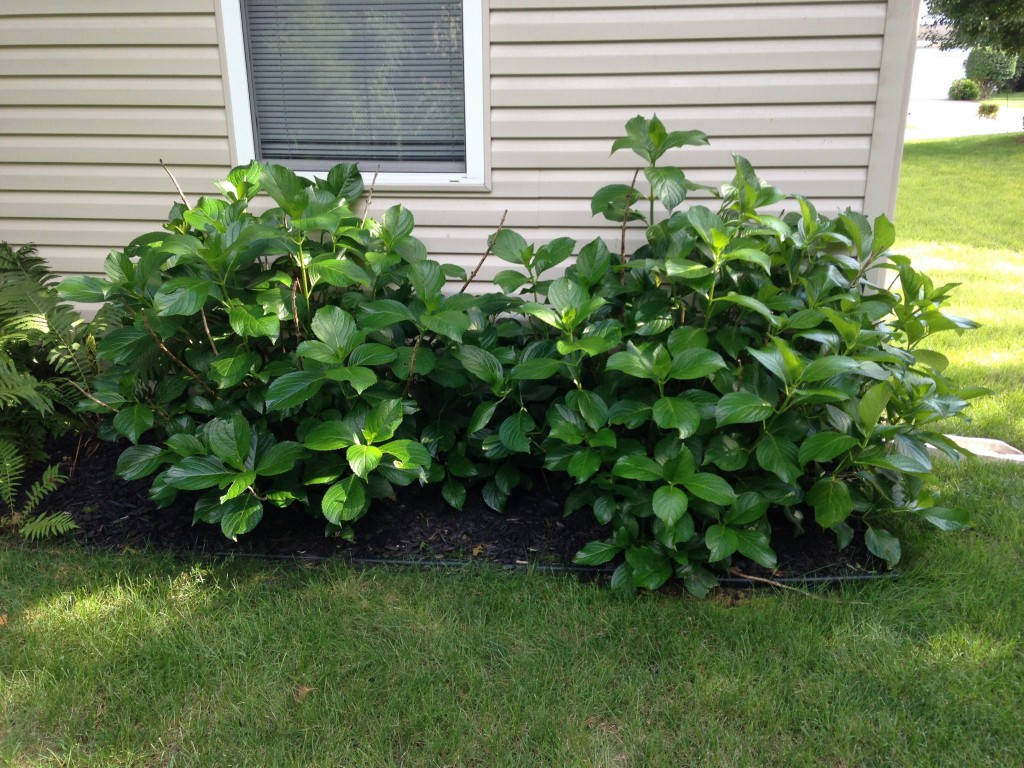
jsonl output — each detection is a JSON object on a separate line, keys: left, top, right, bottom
{"left": 948, "top": 77, "right": 982, "bottom": 100}
{"left": 965, "top": 47, "right": 1019, "bottom": 97}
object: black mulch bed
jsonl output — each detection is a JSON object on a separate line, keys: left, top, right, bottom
{"left": 15, "top": 435, "right": 890, "bottom": 586}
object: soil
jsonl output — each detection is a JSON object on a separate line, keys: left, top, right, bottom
{"left": 11, "top": 435, "right": 887, "bottom": 586}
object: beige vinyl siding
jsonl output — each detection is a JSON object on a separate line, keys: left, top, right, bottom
{"left": 0, "top": 0, "right": 917, "bottom": 285}
{"left": 0, "top": 2, "right": 231, "bottom": 278}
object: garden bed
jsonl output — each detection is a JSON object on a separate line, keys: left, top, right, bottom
{"left": 23, "top": 434, "right": 888, "bottom": 587}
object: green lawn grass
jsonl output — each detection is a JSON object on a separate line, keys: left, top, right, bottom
{"left": 983, "top": 90, "right": 1024, "bottom": 107}
{"left": 896, "top": 133, "right": 1024, "bottom": 447}
{"left": 2, "top": 137, "right": 1024, "bottom": 767}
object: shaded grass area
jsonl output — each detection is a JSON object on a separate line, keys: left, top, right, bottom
{"left": 2, "top": 138, "right": 1024, "bottom": 768}
{"left": 2, "top": 518, "right": 1023, "bottom": 768}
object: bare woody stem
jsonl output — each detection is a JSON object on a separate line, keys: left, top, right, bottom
{"left": 159, "top": 159, "right": 192, "bottom": 209}
{"left": 401, "top": 334, "right": 424, "bottom": 399}
{"left": 142, "top": 314, "right": 218, "bottom": 400}
{"left": 619, "top": 169, "right": 641, "bottom": 285}
{"left": 200, "top": 308, "right": 218, "bottom": 355}
{"left": 459, "top": 210, "right": 509, "bottom": 294}
{"left": 66, "top": 380, "right": 119, "bottom": 415}
{"left": 360, "top": 165, "right": 382, "bottom": 226}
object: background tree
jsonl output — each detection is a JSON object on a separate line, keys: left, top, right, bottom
{"left": 925, "top": 0, "right": 1024, "bottom": 56}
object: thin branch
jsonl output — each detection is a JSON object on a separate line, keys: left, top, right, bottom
{"left": 360, "top": 165, "right": 382, "bottom": 226}
{"left": 200, "top": 308, "right": 218, "bottom": 355}
{"left": 619, "top": 169, "right": 641, "bottom": 285}
{"left": 728, "top": 568, "right": 829, "bottom": 600}
{"left": 141, "top": 314, "right": 218, "bottom": 400}
{"left": 159, "top": 159, "right": 191, "bottom": 208}
{"left": 291, "top": 278, "right": 302, "bottom": 343}
{"left": 459, "top": 210, "right": 508, "bottom": 294}
{"left": 66, "top": 380, "right": 119, "bottom": 415}
{"left": 402, "top": 335, "right": 423, "bottom": 399}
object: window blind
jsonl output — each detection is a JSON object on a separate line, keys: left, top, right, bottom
{"left": 242, "top": 0, "right": 467, "bottom": 173}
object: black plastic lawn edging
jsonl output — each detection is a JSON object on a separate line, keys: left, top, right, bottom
{"left": 59, "top": 539, "right": 898, "bottom": 591}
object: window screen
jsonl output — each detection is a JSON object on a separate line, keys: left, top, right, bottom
{"left": 242, "top": 0, "right": 467, "bottom": 173}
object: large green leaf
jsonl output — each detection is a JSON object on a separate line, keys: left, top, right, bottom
{"left": 498, "top": 411, "right": 535, "bottom": 454}
{"left": 456, "top": 346, "right": 505, "bottom": 389}
{"left": 667, "top": 348, "right": 726, "bottom": 380}
{"left": 346, "top": 444, "right": 383, "bottom": 479}
{"left": 644, "top": 166, "right": 687, "bottom": 212}
{"left": 922, "top": 507, "right": 971, "bottom": 531}
{"left": 308, "top": 258, "right": 372, "bottom": 288}
{"left": 165, "top": 456, "right": 237, "bottom": 490}
{"left": 219, "top": 494, "right": 263, "bottom": 541}
{"left": 798, "top": 432, "right": 860, "bottom": 466}
{"left": 567, "top": 448, "right": 602, "bottom": 483}
{"left": 801, "top": 356, "right": 862, "bottom": 382}
{"left": 115, "top": 445, "right": 165, "bottom": 482}
{"left": 467, "top": 400, "right": 498, "bottom": 435}
{"left": 363, "top": 399, "right": 404, "bottom": 444}
{"left": 322, "top": 476, "right": 368, "bottom": 524}
{"left": 574, "top": 539, "right": 622, "bottom": 566}
{"left": 704, "top": 524, "right": 739, "bottom": 561}
{"left": 652, "top": 396, "right": 700, "bottom": 438}
{"left": 265, "top": 371, "right": 324, "bottom": 411}
{"left": 715, "top": 391, "right": 775, "bottom": 427}
{"left": 865, "top": 527, "right": 901, "bottom": 567}
{"left": 442, "top": 477, "right": 467, "bottom": 511}
{"left": 112, "top": 404, "right": 154, "bottom": 444}
{"left": 210, "top": 348, "right": 260, "bottom": 388}
{"left": 611, "top": 455, "right": 664, "bottom": 482}
{"left": 734, "top": 529, "right": 778, "bottom": 570}
{"left": 755, "top": 434, "right": 800, "bottom": 484}
{"left": 304, "top": 421, "right": 357, "bottom": 451}
{"left": 652, "top": 485, "right": 688, "bottom": 527}
{"left": 510, "top": 357, "right": 562, "bottom": 381}
{"left": 491, "top": 229, "right": 530, "bottom": 265}
{"left": 566, "top": 390, "right": 608, "bottom": 431}
{"left": 154, "top": 278, "right": 213, "bottom": 317}
{"left": 311, "top": 306, "right": 360, "bottom": 356}
{"left": 856, "top": 382, "right": 892, "bottom": 436}
{"left": 228, "top": 304, "right": 280, "bottom": 341}
{"left": 624, "top": 545, "right": 673, "bottom": 590}
{"left": 206, "top": 412, "right": 250, "bottom": 469}
{"left": 255, "top": 441, "right": 305, "bottom": 476}
{"left": 682, "top": 472, "right": 735, "bottom": 505}
{"left": 59, "top": 275, "right": 109, "bottom": 303}
{"left": 807, "top": 477, "right": 853, "bottom": 528}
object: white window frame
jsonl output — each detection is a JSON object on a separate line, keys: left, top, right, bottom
{"left": 218, "top": 0, "right": 487, "bottom": 189}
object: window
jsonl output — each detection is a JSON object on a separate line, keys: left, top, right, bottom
{"left": 219, "top": 0, "right": 486, "bottom": 187}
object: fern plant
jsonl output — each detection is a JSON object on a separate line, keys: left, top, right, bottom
{"left": 0, "top": 241, "right": 113, "bottom": 458}
{"left": 0, "top": 438, "right": 76, "bottom": 541}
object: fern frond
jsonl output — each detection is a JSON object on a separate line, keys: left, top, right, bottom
{"left": 23, "top": 464, "right": 65, "bottom": 516}
{"left": 0, "top": 356, "right": 54, "bottom": 415}
{"left": 20, "top": 511, "right": 78, "bottom": 541}
{"left": 0, "top": 437, "right": 25, "bottom": 509}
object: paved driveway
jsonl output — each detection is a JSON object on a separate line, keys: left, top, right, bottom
{"left": 905, "top": 43, "right": 1024, "bottom": 141}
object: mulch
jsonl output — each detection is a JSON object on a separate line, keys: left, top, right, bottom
{"left": 10, "top": 435, "right": 888, "bottom": 586}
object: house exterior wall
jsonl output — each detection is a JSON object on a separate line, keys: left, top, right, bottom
{"left": 0, "top": 0, "right": 919, "bottom": 284}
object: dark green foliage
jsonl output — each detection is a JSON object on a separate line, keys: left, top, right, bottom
{"left": 948, "top": 77, "right": 982, "bottom": 100}
{"left": 0, "top": 242, "right": 109, "bottom": 458}
{"left": 0, "top": 242, "right": 106, "bottom": 539}
{"left": 965, "top": 47, "right": 1019, "bottom": 97}
{"left": 925, "top": 0, "right": 1024, "bottom": 56}
{"left": 68, "top": 117, "right": 978, "bottom": 594}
